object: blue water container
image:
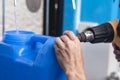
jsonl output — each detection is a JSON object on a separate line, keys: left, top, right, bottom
{"left": 0, "top": 30, "right": 66, "bottom": 80}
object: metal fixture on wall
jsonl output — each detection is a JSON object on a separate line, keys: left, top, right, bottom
{"left": 26, "top": 0, "right": 41, "bottom": 12}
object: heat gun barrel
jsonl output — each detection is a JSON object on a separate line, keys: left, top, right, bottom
{"left": 77, "top": 23, "right": 114, "bottom": 43}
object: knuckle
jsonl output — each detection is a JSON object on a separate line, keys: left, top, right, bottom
{"left": 69, "top": 31, "right": 74, "bottom": 34}
{"left": 66, "top": 31, "right": 71, "bottom": 35}
{"left": 64, "top": 31, "right": 70, "bottom": 35}
{"left": 60, "top": 35, "right": 65, "bottom": 39}
{"left": 66, "top": 41, "right": 71, "bottom": 48}
{"left": 68, "top": 31, "right": 74, "bottom": 35}
{"left": 59, "top": 44, "right": 65, "bottom": 50}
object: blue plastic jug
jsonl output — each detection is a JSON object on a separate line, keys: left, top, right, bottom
{"left": 0, "top": 30, "right": 66, "bottom": 80}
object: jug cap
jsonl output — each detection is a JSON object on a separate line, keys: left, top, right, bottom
{"left": 3, "top": 30, "right": 34, "bottom": 44}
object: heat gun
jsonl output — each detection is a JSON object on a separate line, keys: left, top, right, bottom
{"left": 77, "top": 19, "right": 120, "bottom": 48}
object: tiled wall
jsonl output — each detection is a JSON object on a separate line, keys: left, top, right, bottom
{"left": 0, "top": 0, "right": 43, "bottom": 39}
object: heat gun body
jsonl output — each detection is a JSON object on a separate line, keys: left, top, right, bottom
{"left": 78, "top": 19, "right": 120, "bottom": 48}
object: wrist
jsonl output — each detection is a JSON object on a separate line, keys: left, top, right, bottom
{"left": 65, "top": 69, "right": 86, "bottom": 80}
{"left": 65, "top": 70, "right": 76, "bottom": 80}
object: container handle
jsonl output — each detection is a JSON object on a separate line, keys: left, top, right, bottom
{"left": 30, "top": 34, "right": 48, "bottom": 44}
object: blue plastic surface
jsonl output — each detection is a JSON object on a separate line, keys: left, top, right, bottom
{"left": 80, "top": 0, "right": 120, "bottom": 24}
{"left": 0, "top": 30, "right": 66, "bottom": 80}
{"left": 63, "top": 0, "right": 80, "bottom": 34}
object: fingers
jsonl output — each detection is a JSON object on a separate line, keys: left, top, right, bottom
{"left": 54, "top": 44, "right": 69, "bottom": 59}
{"left": 54, "top": 35, "right": 70, "bottom": 56}
{"left": 54, "top": 32, "right": 72, "bottom": 60}
{"left": 55, "top": 32, "right": 73, "bottom": 45}
{"left": 54, "top": 44, "right": 60, "bottom": 52}
{"left": 60, "top": 35, "right": 70, "bottom": 43}
{"left": 55, "top": 37, "right": 65, "bottom": 49}
{"left": 63, "top": 31, "right": 76, "bottom": 40}
{"left": 54, "top": 44, "right": 65, "bottom": 57}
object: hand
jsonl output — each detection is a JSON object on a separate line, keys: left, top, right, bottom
{"left": 54, "top": 31, "right": 86, "bottom": 80}
{"left": 112, "top": 43, "right": 120, "bottom": 62}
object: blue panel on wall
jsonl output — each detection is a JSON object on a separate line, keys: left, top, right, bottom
{"left": 81, "top": 0, "right": 119, "bottom": 24}
{"left": 117, "top": 0, "right": 120, "bottom": 18}
{"left": 62, "top": 0, "right": 80, "bottom": 34}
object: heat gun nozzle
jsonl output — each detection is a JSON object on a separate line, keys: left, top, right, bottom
{"left": 77, "top": 32, "right": 86, "bottom": 42}
{"left": 78, "top": 31, "right": 94, "bottom": 42}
